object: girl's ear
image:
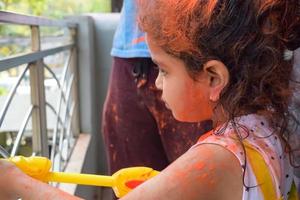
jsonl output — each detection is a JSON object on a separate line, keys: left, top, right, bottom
{"left": 203, "top": 60, "right": 229, "bottom": 102}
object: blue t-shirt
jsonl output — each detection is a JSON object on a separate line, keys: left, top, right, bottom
{"left": 111, "top": 0, "right": 150, "bottom": 58}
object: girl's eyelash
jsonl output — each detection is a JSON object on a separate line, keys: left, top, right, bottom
{"left": 159, "top": 68, "right": 168, "bottom": 76}
{"left": 153, "top": 64, "right": 168, "bottom": 75}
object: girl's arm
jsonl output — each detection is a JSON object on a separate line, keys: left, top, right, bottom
{"left": 121, "top": 144, "right": 243, "bottom": 200}
{"left": 0, "top": 160, "right": 82, "bottom": 200}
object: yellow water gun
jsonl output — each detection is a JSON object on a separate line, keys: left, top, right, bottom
{"left": 3, "top": 156, "right": 159, "bottom": 198}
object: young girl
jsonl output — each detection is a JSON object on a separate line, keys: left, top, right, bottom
{"left": 1, "top": 0, "right": 300, "bottom": 199}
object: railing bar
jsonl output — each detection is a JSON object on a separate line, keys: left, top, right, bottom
{"left": 61, "top": 75, "right": 75, "bottom": 132}
{"left": 46, "top": 102, "right": 64, "bottom": 126}
{"left": 50, "top": 90, "right": 67, "bottom": 162}
{"left": 50, "top": 50, "right": 73, "bottom": 163}
{"left": 60, "top": 50, "right": 72, "bottom": 88}
{"left": 43, "top": 53, "right": 72, "bottom": 102}
{"left": 43, "top": 66, "right": 67, "bottom": 103}
{"left": 0, "top": 11, "right": 77, "bottom": 28}
{"left": 65, "top": 75, "right": 74, "bottom": 108}
{"left": 44, "top": 64, "right": 64, "bottom": 91}
{"left": 47, "top": 48, "right": 72, "bottom": 106}
{"left": 0, "top": 64, "right": 30, "bottom": 128}
{"left": 57, "top": 75, "right": 74, "bottom": 170}
{"left": 0, "top": 145, "right": 9, "bottom": 158}
{"left": 0, "top": 36, "right": 71, "bottom": 46}
{"left": 67, "top": 103, "right": 75, "bottom": 138}
{"left": 50, "top": 102, "right": 62, "bottom": 162}
{"left": 65, "top": 102, "right": 75, "bottom": 160}
{"left": 57, "top": 121, "right": 64, "bottom": 171}
{"left": 60, "top": 74, "right": 74, "bottom": 121}
{"left": 11, "top": 105, "right": 35, "bottom": 157}
{"left": 50, "top": 97, "right": 63, "bottom": 162}
{"left": 0, "top": 44, "right": 74, "bottom": 71}
{"left": 0, "top": 11, "right": 79, "bottom": 169}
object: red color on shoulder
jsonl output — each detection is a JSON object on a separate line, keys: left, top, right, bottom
{"left": 197, "top": 130, "right": 214, "bottom": 143}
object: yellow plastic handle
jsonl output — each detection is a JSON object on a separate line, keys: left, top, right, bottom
{"left": 46, "top": 172, "right": 115, "bottom": 187}
{"left": 3, "top": 156, "right": 159, "bottom": 198}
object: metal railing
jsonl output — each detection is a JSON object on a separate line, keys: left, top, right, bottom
{"left": 0, "top": 11, "right": 80, "bottom": 171}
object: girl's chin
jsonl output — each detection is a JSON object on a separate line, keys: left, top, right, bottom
{"left": 173, "top": 112, "right": 210, "bottom": 123}
{"left": 172, "top": 112, "right": 192, "bottom": 122}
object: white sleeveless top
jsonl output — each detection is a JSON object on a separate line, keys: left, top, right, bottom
{"left": 192, "top": 114, "right": 294, "bottom": 200}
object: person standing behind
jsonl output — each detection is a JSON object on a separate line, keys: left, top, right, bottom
{"left": 102, "top": 0, "right": 211, "bottom": 176}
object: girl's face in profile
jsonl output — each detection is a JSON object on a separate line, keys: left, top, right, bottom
{"left": 146, "top": 35, "right": 213, "bottom": 122}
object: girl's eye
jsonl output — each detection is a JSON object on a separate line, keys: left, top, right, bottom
{"left": 159, "top": 68, "right": 168, "bottom": 76}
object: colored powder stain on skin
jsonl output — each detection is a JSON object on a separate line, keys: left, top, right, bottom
{"left": 201, "top": 173, "right": 209, "bottom": 179}
{"left": 209, "top": 179, "right": 216, "bottom": 185}
{"left": 228, "top": 143, "right": 239, "bottom": 152}
{"left": 125, "top": 180, "right": 145, "bottom": 189}
{"left": 173, "top": 162, "right": 206, "bottom": 183}
{"left": 207, "top": 178, "right": 217, "bottom": 190}
{"left": 209, "top": 165, "right": 216, "bottom": 171}
{"left": 197, "top": 130, "right": 214, "bottom": 142}
{"left": 194, "top": 162, "right": 205, "bottom": 170}
{"left": 172, "top": 169, "right": 187, "bottom": 182}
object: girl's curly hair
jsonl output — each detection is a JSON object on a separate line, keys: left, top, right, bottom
{"left": 138, "top": 0, "right": 300, "bottom": 142}
{"left": 138, "top": 0, "right": 300, "bottom": 159}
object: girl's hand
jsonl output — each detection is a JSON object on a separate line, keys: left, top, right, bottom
{"left": 0, "top": 159, "right": 83, "bottom": 200}
{"left": 0, "top": 159, "right": 28, "bottom": 199}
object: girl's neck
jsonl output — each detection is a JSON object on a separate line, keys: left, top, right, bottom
{"left": 212, "top": 106, "right": 260, "bottom": 128}
{"left": 211, "top": 106, "right": 229, "bottom": 128}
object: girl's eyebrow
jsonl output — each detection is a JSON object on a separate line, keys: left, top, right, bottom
{"left": 152, "top": 58, "right": 167, "bottom": 67}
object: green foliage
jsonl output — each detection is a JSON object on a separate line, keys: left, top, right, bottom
{"left": 0, "top": 87, "right": 8, "bottom": 96}
{"left": 0, "top": 0, "right": 112, "bottom": 36}
{"left": 0, "top": 0, "right": 112, "bottom": 18}
{"left": 0, "top": 0, "right": 46, "bottom": 15}
{"left": 98, "top": 0, "right": 111, "bottom": 12}
{"left": 0, "top": 0, "right": 112, "bottom": 57}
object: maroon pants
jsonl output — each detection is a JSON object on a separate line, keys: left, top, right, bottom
{"left": 102, "top": 57, "right": 212, "bottom": 174}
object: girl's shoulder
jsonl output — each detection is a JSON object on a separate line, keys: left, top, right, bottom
{"left": 194, "top": 114, "right": 283, "bottom": 163}
{"left": 192, "top": 114, "right": 294, "bottom": 200}
{"left": 122, "top": 140, "right": 244, "bottom": 200}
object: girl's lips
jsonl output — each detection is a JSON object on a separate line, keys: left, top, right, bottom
{"left": 165, "top": 103, "right": 170, "bottom": 109}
